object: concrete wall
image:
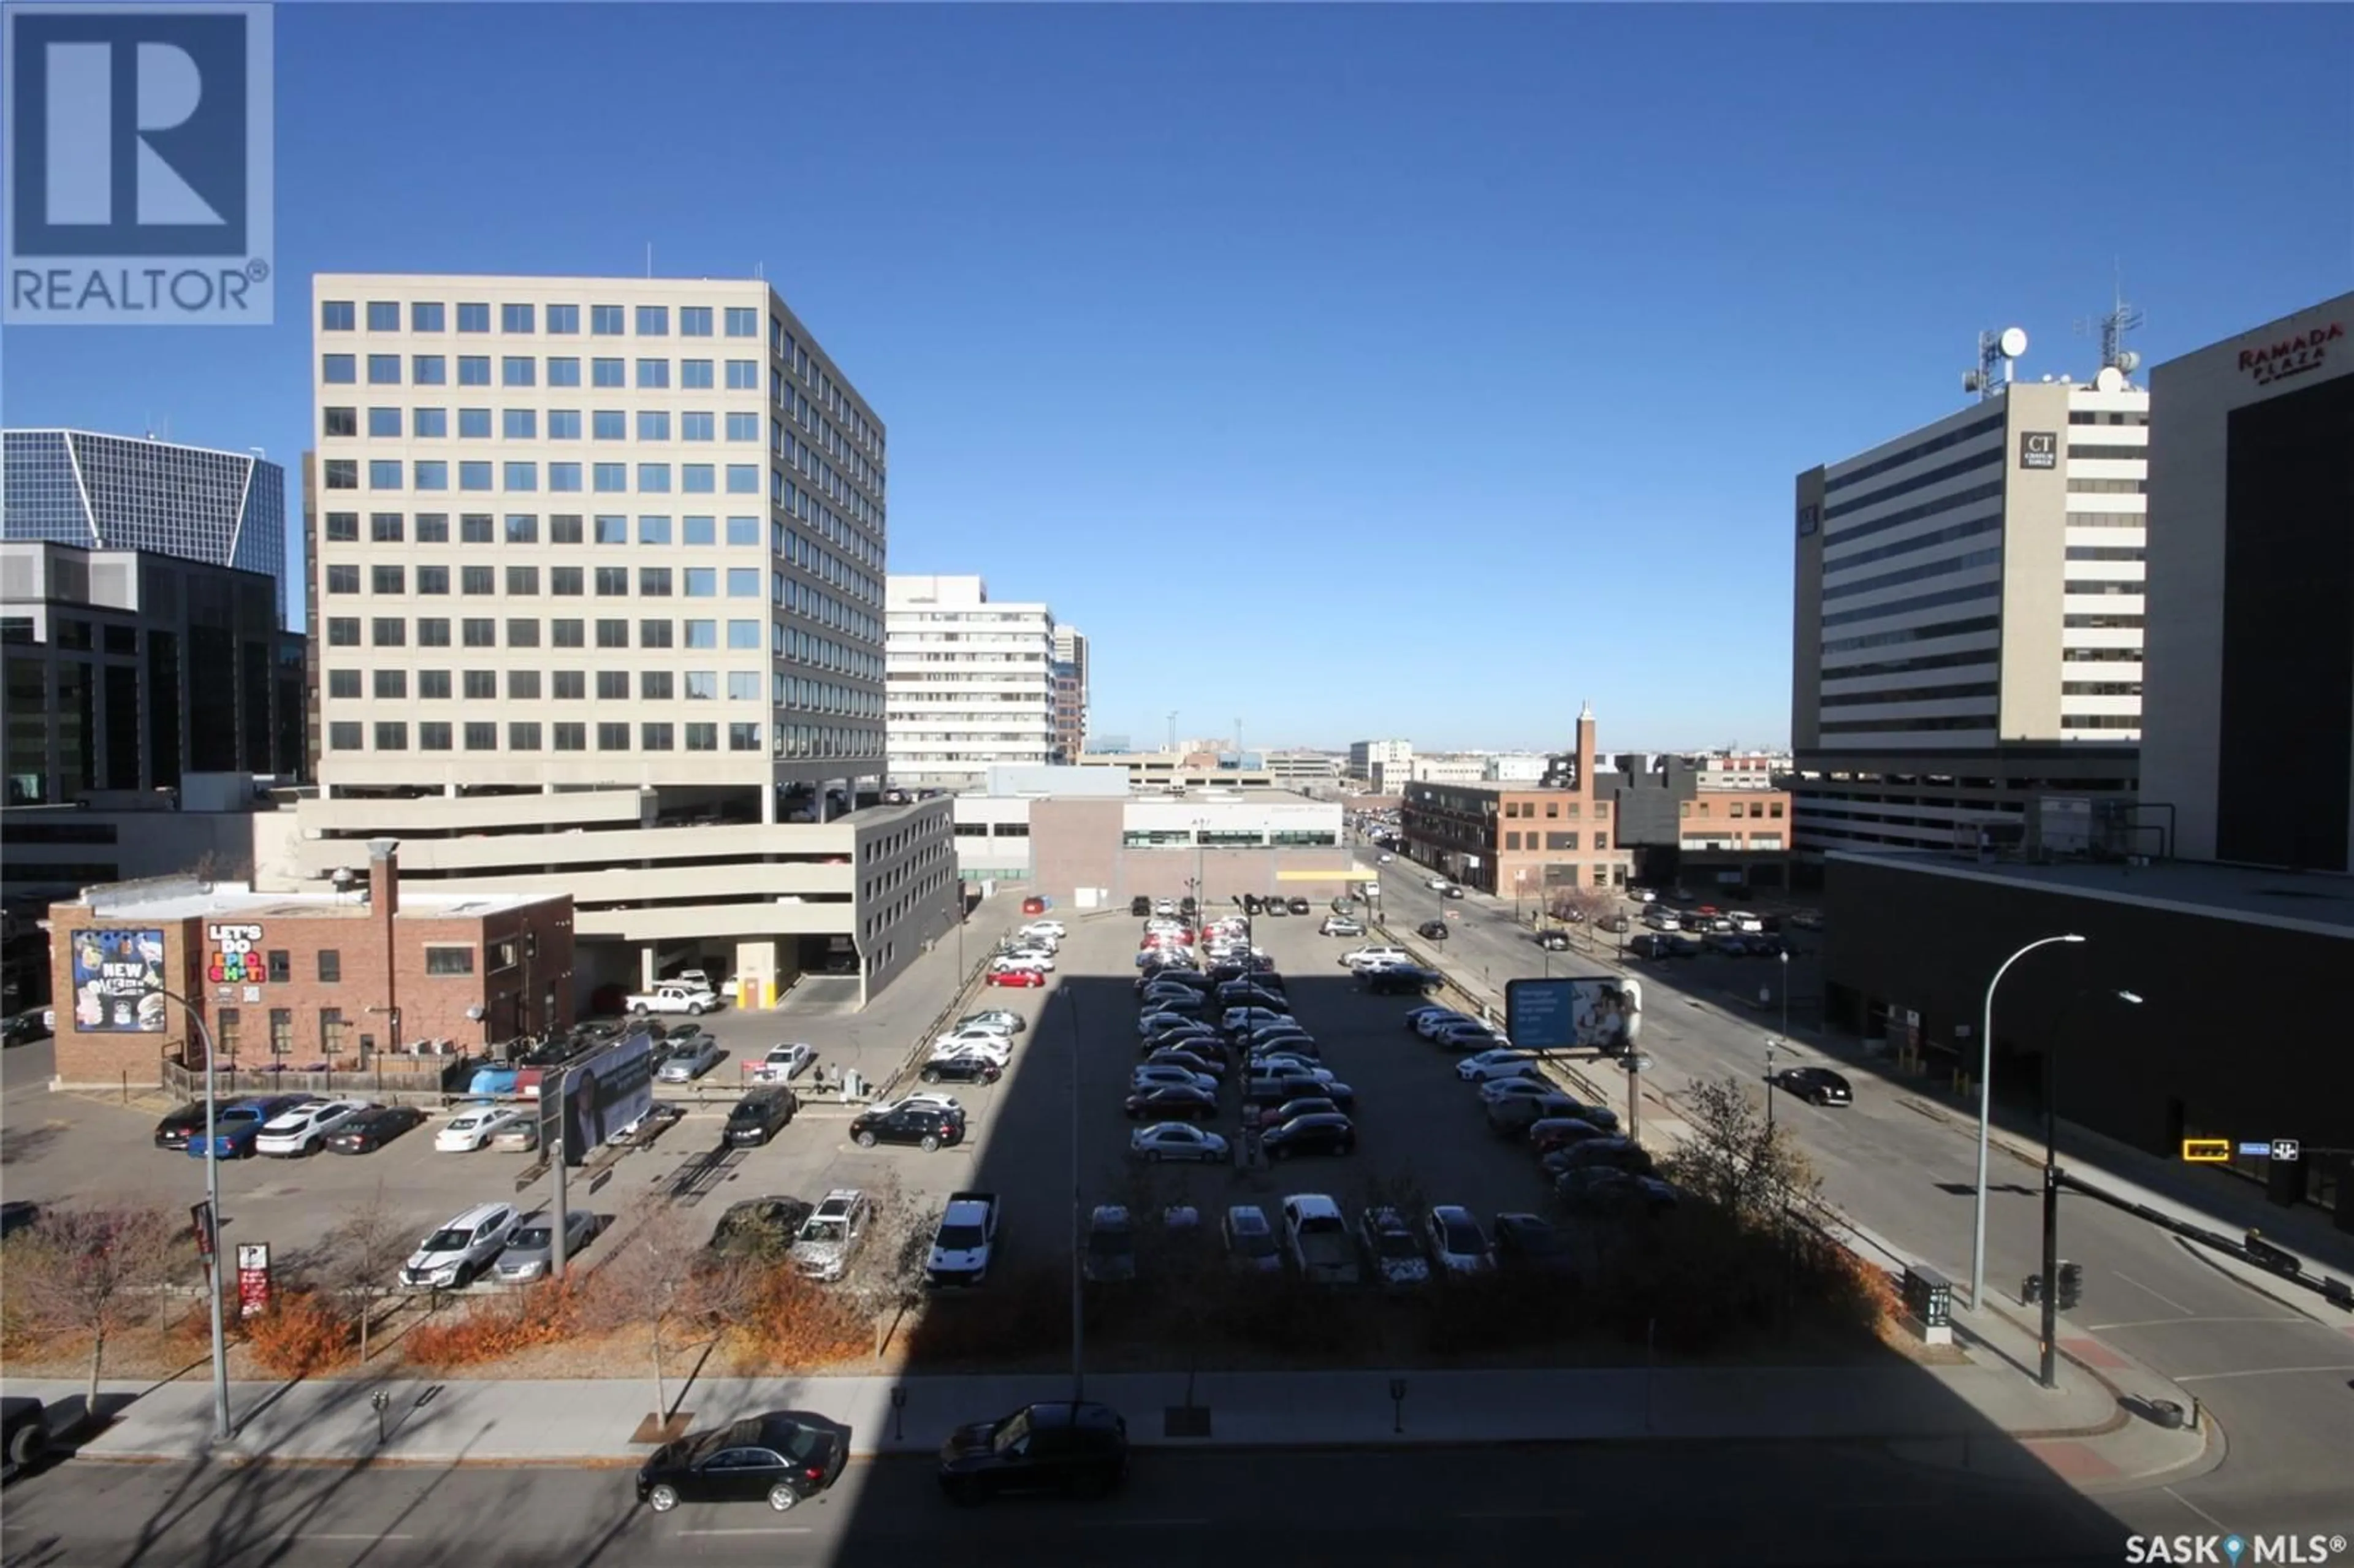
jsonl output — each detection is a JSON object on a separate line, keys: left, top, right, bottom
{"left": 1997, "top": 382, "right": 2071, "bottom": 740}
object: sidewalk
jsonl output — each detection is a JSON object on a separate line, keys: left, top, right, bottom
{"left": 4, "top": 1315, "right": 2214, "bottom": 1488}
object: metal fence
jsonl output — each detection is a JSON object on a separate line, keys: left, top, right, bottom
{"left": 160, "top": 1056, "right": 473, "bottom": 1103}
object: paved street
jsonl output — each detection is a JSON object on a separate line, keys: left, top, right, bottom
{"left": 1360, "top": 847, "right": 2354, "bottom": 1531}
{"left": 0, "top": 1441, "right": 2178, "bottom": 1568}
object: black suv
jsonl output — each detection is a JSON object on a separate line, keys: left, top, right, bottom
{"left": 1286, "top": 897, "right": 1311, "bottom": 915}
{"left": 724, "top": 1086, "right": 798, "bottom": 1147}
{"left": 939, "top": 1401, "right": 1129, "bottom": 1505}
{"left": 921, "top": 1055, "right": 1002, "bottom": 1087}
{"left": 1362, "top": 965, "right": 1441, "bottom": 996}
{"left": 851, "top": 1102, "right": 966, "bottom": 1151}
{"left": 1130, "top": 896, "right": 1152, "bottom": 917}
{"left": 1417, "top": 919, "right": 1449, "bottom": 941}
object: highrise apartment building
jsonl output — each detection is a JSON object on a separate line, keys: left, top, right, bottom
{"left": 4, "top": 428, "right": 288, "bottom": 624}
{"left": 1789, "top": 373, "right": 2149, "bottom": 860}
{"left": 1051, "top": 623, "right": 1089, "bottom": 763}
{"left": 1347, "top": 739, "right": 1414, "bottom": 791}
{"left": 284, "top": 275, "right": 953, "bottom": 1007}
{"left": 886, "top": 575, "right": 1056, "bottom": 791}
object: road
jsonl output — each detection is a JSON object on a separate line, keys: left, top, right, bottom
{"left": 1362, "top": 846, "right": 2354, "bottom": 1533}
{"left": 0, "top": 1441, "right": 2203, "bottom": 1567}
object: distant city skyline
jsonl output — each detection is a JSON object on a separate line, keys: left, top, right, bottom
{"left": 4, "top": 6, "right": 2345, "bottom": 744}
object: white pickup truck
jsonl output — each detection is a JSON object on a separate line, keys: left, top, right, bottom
{"left": 1281, "top": 1193, "right": 1362, "bottom": 1286}
{"left": 626, "top": 983, "right": 719, "bottom": 1016}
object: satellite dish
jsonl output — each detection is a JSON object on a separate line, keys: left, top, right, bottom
{"left": 1998, "top": 327, "right": 2029, "bottom": 359}
{"left": 2116, "top": 349, "right": 2141, "bottom": 374}
{"left": 2094, "top": 366, "right": 2127, "bottom": 393}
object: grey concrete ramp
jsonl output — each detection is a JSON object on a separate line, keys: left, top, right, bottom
{"left": 778, "top": 975, "right": 863, "bottom": 1016}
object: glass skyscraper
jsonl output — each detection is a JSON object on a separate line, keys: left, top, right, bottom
{"left": 2, "top": 429, "right": 288, "bottom": 625}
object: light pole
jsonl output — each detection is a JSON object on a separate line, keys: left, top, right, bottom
{"left": 158, "top": 988, "right": 233, "bottom": 1443}
{"left": 1764, "top": 1034, "right": 1780, "bottom": 1131}
{"left": 1065, "top": 987, "right": 1084, "bottom": 1399}
{"left": 2039, "top": 986, "right": 2141, "bottom": 1388}
{"left": 1778, "top": 949, "right": 1790, "bottom": 1040}
{"left": 1971, "top": 934, "right": 2087, "bottom": 1309}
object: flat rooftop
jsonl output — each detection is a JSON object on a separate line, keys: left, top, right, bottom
{"left": 55, "top": 881, "right": 555, "bottom": 923}
{"left": 1828, "top": 850, "right": 2354, "bottom": 939}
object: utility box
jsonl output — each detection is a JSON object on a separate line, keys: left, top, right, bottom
{"left": 1902, "top": 1265, "right": 1954, "bottom": 1345}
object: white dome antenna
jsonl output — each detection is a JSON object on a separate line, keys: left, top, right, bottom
{"left": 1963, "top": 326, "right": 2030, "bottom": 401}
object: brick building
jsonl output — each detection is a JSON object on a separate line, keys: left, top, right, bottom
{"left": 1604, "top": 755, "right": 1794, "bottom": 891}
{"left": 1400, "top": 705, "right": 1632, "bottom": 904}
{"left": 45, "top": 843, "right": 572, "bottom": 1087}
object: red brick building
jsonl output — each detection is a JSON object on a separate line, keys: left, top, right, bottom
{"left": 46, "top": 846, "right": 572, "bottom": 1087}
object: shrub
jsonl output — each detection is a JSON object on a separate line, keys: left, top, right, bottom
{"left": 246, "top": 1290, "right": 354, "bottom": 1378}
{"left": 906, "top": 1262, "right": 1069, "bottom": 1363}
{"left": 403, "top": 1281, "right": 583, "bottom": 1371}
{"left": 728, "top": 1267, "right": 870, "bottom": 1372}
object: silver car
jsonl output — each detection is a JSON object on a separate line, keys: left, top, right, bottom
{"left": 492, "top": 1209, "right": 599, "bottom": 1282}
{"left": 788, "top": 1189, "right": 873, "bottom": 1282}
{"left": 655, "top": 1037, "right": 724, "bottom": 1082}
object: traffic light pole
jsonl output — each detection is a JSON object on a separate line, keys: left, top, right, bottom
{"left": 2039, "top": 1030, "right": 2063, "bottom": 1390}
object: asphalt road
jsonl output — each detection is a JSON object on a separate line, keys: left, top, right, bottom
{"left": 1361, "top": 847, "right": 2354, "bottom": 1533}
{"left": 1, "top": 1441, "right": 2190, "bottom": 1568}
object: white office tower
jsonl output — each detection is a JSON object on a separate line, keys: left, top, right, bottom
{"left": 887, "top": 575, "right": 1057, "bottom": 791}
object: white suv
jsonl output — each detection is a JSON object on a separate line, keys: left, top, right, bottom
{"left": 400, "top": 1202, "right": 517, "bottom": 1289}
{"left": 1341, "top": 946, "right": 1411, "bottom": 970}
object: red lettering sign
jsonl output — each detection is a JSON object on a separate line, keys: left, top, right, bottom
{"left": 2238, "top": 321, "right": 2344, "bottom": 386}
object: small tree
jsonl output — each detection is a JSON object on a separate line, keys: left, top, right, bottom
{"left": 839, "top": 1174, "right": 936, "bottom": 1363}
{"left": 1661, "top": 1075, "right": 1822, "bottom": 1234}
{"left": 582, "top": 1197, "right": 758, "bottom": 1420}
{"left": 7, "top": 1203, "right": 188, "bottom": 1417}
{"left": 319, "top": 1184, "right": 411, "bottom": 1364}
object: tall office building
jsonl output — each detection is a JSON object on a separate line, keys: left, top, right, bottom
{"left": 1050, "top": 623, "right": 1089, "bottom": 764}
{"left": 885, "top": 574, "right": 1056, "bottom": 790}
{"left": 286, "top": 275, "right": 953, "bottom": 1006}
{"left": 4, "top": 428, "right": 288, "bottom": 624}
{"left": 1347, "top": 738, "right": 1414, "bottom": 791}
{"left": 1789, "top": 368, "right": 2149, "bottom": 861}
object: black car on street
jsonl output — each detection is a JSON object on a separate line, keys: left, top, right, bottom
{"left": 1771, "top": 1067, "right": 1853, "bottom": 1106}
{"left": 938, "top": 1401, "right": 1129, "bottom": 1505}
{"left": 1417, "top": 919, "right": 1449, "bottom": 941}
{"left": 637, "top": 1413, "right": 846, "bottom": 1513}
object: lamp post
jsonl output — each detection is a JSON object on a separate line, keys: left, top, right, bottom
{"left": 1764, "top": 1034, "right": 1780, "bottom": 1132}
{"left": 1778, "top": 949, "right": 1790, "bottom": 1040}
{"left": 1971, "top": 934, "right": 2087, "bottom": 1310}
{"left": 2039, "top": 986, "right": 2142, "bottom": 1388}
{"left": 157, "top": 987, "right": 233, "bottom": 1443}
{"left": 1065, "top": 987, "right": 1084, "bottom": 1399}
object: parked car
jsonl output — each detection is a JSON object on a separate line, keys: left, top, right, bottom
{"left": 152, "top": 1099, "right": 223, "bottom": 1151}
{"left": 1262, "top": 1111, "right": 1356, "bottom": 1160}
{"left": 254, "top": 1099, "right": 371, "bottom": 1157}
{"left": 1362, "top": 964, "right": 1441, "bottom": 995}
{"left": 657, "top": 1037, "right": 726, "bottom": 1082}
{"left": 185, "top": 1095, "right": 313, "bottom": 1159}
{"left": 1122, "top": 1084, "right": 1221, "bottom": 1124}
{"left": 400, "top": 1202, "right": 517, "bottom": 1288}
{"left": 921, "top": 1055, "right": 1003, "bottom": 1087}
{"left": 1491, "top": 1211, "right": 1579, "bottom": 1275}
{"left": 1129, "top": 1121, "right": 1229, "bottom": 1162}
{"left": 937, "top": 1401, "right": 1129, "bottom": 1505}
{"left": 956, "top": 1010, "right": 1026, "bottom": 1035}
{"left": 929, "top": 1037, "right": 1013, "bottom": 1069}
{"left": 789, "top": 1189, "right": 873, "bottom": 1282}
{"left": 435, "top": 1105, "right": 526, "bottom": 1152}
{"left": 1424, "top": 1206, "right": 1493, "bottom": 1276}
{"left": 1287, "top": 897, "right": 1311, "bottom": 915}
{"left": 493, "top": 1209, "right": 599, "bottom": 1283}
{"left": 1772, "top": 1067, "right": 1854, "bottom": 1106}
{"left": 926, "top": 1191, "right": 1000, "bottom": 1288}
{"left": 324, "top": 1103, "right": 427, "bottom": 1155}
{"left": 1319, "top": 916, "right": 1365, "bottom": 937}
{"left": 1555, "top": 1168, "right": 1680, "bottom": 1217}
{"left": 1358, "top": 1206, "right": 1432, "bottom": 1287}
{"left": 1144, "top": 1046, "right": 1224, "bottom": 1079}
{"left": 748, "top": 1043, "right": 817, "bottom": 1083}
{"left": 1132, "top": 1064, "right": 1217, "bottom": 1096}
{"left": 708, "top": 1197, "right": 816, "bottom": 1262}
{"left": 1254, "top": 1094, "right": 1340, "bottom": 1130}
{"left": 1221, "top": 1205, "right": 1284, "bottom": 1273}
{"left": 1545, "top": 1136, "right": 1655, "bottom": 1177}
{"left": 1083, "top": 1205, "right": 1137, "bottom": 1283}
{"left": 637, "top": 1412, "right": 847, "bottom": 1514}
{"left": 1528, "top": 1117, "right": 1613, "bottom": 1155}
{"left": 1457, "top": 1049, "right": 1542, "bottom": 1084}
{"left": 987, "top": 967, "right": 1046, "bottom": 989}
{"left": 850, "top": 1100, "right": 967, "bottom": 1151}
{"left": 2, "top": 1395, "right": 51, "bottom": 1479}
{"left": 490, "top": 1119, "right": 541, "bottom": 1153}
{"left": 0, "top": 1011, "right": 48, "bottom": 1048}
{"left": 725, "top": 1086, "right": 799, "bottom": 1147}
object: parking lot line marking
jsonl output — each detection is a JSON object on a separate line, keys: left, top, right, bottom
{"left": 2175, "top": 1363, "right": 2354, "bottom": 1383}
{"left": 1112, "top": 1518, "right": 1211, "bottom": 1526}
{"left": 675, "top": 1526, "right": 816, "bottom": 1536}
{"left": 1454, "top": 1509, "right": 1583, "bottom": 1520}
{"left": 288, "top": 1534, "right": 414, "bottom": 1541}
{"left": 2110, "top": 1270, "right": 2192, "bottom": 1315}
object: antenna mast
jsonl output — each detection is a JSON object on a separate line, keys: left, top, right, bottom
{"left": 2076, "top": 264, "right": 2146, "bottom": 386}
{"left": 1962, "top": 326, "right": 2029, "bottom": 402}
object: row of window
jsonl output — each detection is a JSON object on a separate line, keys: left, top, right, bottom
{"left": 1819, "top": 680, "right": 2001, "bottom": 709}
{"left": 1503, "top": 831, "right": 1609, "bottom": 851}
{"left": 329, "top": 719, "right": 766, "bottom": 753}
{"left": 1822, "top": 512, "right": 2002, "bottom": 576}
{"left": 323, "top": 456, "right": 762, "bottom": 495}
{"left": 322, "top": 352, "right": 763, "bottom": 391}
{"left": 2059, "top": 715, "right": 2140, "bottom": 730}
{"left": 2065, "top": 511, "right": 2146, "bottom": 528}
{"left": 1819, "top": 714, "right": 1997, "bottom": 736}
{"left": 1819, "top": 612, "right": 2001, "bottom": 658}
{"left": 2061, "top": 682, "right": 2143, "bottom": 696}
{"left": 1821, "top": 546, "right": 2004, "bottom": 604}
{"left": 2065, "top": 444, "right": 2148, "bottom": 462}
{"left": 1498, "top": 798, "right": 1604, "bottom": 820}
{"left": 1822, "top": 480, "right": 2004, "bottom": 549}
{"left": 324, "top": 405, "right": 762, "bottom": 443}
{"left": 323, "top": 299, "right": 762, "bottom": 339}
{"left": 320, "top": 509, "right": 883, "bottom": 605}
{"left": 1825, "top": 442, "right": 2001, "bottom": 520}
{"left": 2068, "top": 409, "right": 2149, "bottom": 425}
{"left": 1683, "top": 797, "right": 1784, "bottom": 818}
{"left": 1825, "top": 409, "right": 2005, "bottom": 495}
{"left": 318, "top": 615, "right": 884, "bottom": 683}
{"left": 1818, "top": 578, "right": 2000, "bottom": 631}
{"left": 325, "top": 563, "right": 768, "bottom": 598}
{"left": 2063, "top": 546, "right": 2146, "bottom": 561}
{"left": 322, "top": 665, "right": 869, "bottom": 714}
{"left": 1822, "top": 645, "right": 1997, "bottom": 682}
{"left": 2066, "top": 478, "right": 2147, "bottom": 495}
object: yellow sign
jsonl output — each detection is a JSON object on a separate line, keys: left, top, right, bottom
{"left": 2181, "top": 1138, "right": 2233, "bottom": 1163}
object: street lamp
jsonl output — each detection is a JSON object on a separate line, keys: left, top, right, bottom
{"left": 1971, "top": 934, "right": 2087, "bottom": 1309}
{"left": 1778, "top": 949, "right": 1790, "bottom": 1041}
{"left": 1764, "top": 1035, "right": 1780, "bottom": 1131}
{"left": 2039, "top": 987, "right": 2142, "bottom": 1388}
{"left": 156, "top": 988, "right": 233, "bottom": 1443}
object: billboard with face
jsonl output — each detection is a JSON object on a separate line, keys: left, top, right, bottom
{"left": 69, "top": 928, "right": 169, "bottom": 1032}
{"left": 555, "top": 1031, "right": 656, "bottom": 1163}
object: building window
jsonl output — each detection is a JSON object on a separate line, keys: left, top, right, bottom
{"left": 373, "top": 721, "right": 408, "bottom": 750}
{"left": 315, "top": 951, "right": 342, "bottom": 983}
{"left": 597, "top": 722, "right": 630, "bottom": 751}
{"left": 554, "top": 722, "right": 585, "bottom": 751}
{"left": 636, "top": 359, "right": 670, "bottom": 390}
{"left": 546, "top": 303, "right": 578, "bottom": 335}
{"left": 509, "top": 721, "right": 542, "bottom": 751}
{"left": 268, "top": 1008, "right": 293, "bottom": 1057}
{"left": 729, "top": 723, "right": 761, "bottom": 751}
{"left": 686, "top": 722, "right": 718, "bottom": 751}
{"left": 592, "top": 304, "right": 624, "bottom": 336}
{"left": 265, "top": 950, "right": 291, "bottom": 984}
{"left": 642, "top": 723, "right": 675, "bottom": 750}
{"left": 419, "top": 721, "right": 452, "bottom": 750}
{"left": 319, "top": 1008, "right": 348, "bottom": 1057}
{"left": 424, "top": 946, "right": 476, "bottom": 976}
{"left": 215, "top": 1008, "right": 242, "bottom": 1059}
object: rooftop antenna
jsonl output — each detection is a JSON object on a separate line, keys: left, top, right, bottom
{"left": 2077, "top": 263, "right": 2146, "bottom": 390}
{"left": 645, "top": 242, "right": 653, "bottom": 278}
{"left": 1962, "top": 326, "right": 2029, "bottom": 401}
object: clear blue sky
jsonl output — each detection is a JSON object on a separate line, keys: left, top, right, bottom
{"left": 6, "top": 4, "right": 2348, "bottom": 753}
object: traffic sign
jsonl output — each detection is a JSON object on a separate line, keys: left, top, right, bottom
{"left": 2181, "top": 1138, "right": 2232, "bottom": 1163}
{"left": 2271, "top": 1139, "right": 2301, "bottom": 1163}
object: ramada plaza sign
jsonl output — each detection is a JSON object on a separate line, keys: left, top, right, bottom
{"left": 2239, "top": 320, "right": 2342, "bottom": 386}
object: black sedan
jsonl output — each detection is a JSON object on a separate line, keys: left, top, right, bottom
{"left": 322, "top": 1103, "right": 428, "bottom": 1154}
{"left": 1143, "top": 1048, "right": 1224, "bottom": 1080}
{"left": 1124, "top": 1084, "right": 1220, "bottom": 1122}
{"left": 939, "top": 1401, "right": 1129, "bottom": 1505}
{"left": 1260, "top": 1111, "right": 1356, "bottom": 1160}
{"left": 152, "top": 1100, "right": 220, "bottom": 1151}
{"left": 1772, "top": 1067, "right": 1853, "bottom": 1106}
{"left": 1416, "top": 919, "right": 1450, "bottom": 941}
{"left": 637, "top": 1412, "right": 846, "bottom": 1513}
{"left": 920, "top": 1056, "right": 1002, "bottom": 1087}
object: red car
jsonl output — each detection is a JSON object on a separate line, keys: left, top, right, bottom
{"left": 987, "top": 967, "right": 1046, "bottom": 988}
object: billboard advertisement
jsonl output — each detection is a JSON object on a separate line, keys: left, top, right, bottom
{"left": 555, "top": 1032, "right": 655, "bottom": 1165}
{"left": 68, "top": 927, "right": 168, "bottom": 1032}
{"left": 1506, "top": 976, "right": 1644, "bottom": 1055}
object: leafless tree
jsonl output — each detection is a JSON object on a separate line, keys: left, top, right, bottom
{"left": 318, "top": 1185, "right": 410, "bottom": 1363}
{"left": 1660, "top": 1075, "right": 1823, "bottom": 1235}
{"left": 838, "top": 1174, "right": 937, "bottom": 1362}
{"left": 1350, "top": 1163, "right": 1433, "bottom": 1229}
{"left": 580, "top": 1197, "right": 757, "bottom": 1418}
{"left": 7, "top": 1202, "right": 190, "bottom": 1417}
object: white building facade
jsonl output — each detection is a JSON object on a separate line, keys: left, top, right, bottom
{"left": 886, "top": 574, "right": 1056, "bottom": 791}
{"left": 1347, "top": 738, "right": 1414, "bottom": 790}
